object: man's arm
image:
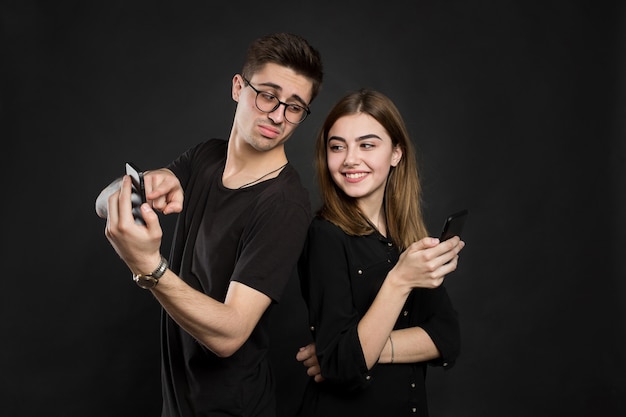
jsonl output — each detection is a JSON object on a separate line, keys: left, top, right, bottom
{"left": 152, "top": 273, "right": 272, "bottom": 357}
{"left": 104, "top": 175, "right": 271, "bottom": 357}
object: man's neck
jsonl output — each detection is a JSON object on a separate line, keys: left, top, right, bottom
{"left": 222, "top": 140, "right": 288, "bottom": 189}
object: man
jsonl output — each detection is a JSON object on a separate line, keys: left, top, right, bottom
{"left": 96, "top": 32, "right": 324, "bottom": 417}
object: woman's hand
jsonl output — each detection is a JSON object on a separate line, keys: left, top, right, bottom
{"left": 296, "top": 343, "right": 325, "bottom": 383}
{"left": 390, "top": 236, "right": 465, "bottom": 290}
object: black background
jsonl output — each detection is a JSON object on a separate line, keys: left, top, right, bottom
{"left": 2, "top": 1, "right": 625, "bottom": 416}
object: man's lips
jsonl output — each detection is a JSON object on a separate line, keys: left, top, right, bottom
{"left": 258, "top": 124, "right": 281, "bottom": 138}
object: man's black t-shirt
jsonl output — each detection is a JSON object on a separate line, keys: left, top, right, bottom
{"left": 161, "top": 139, "right": 311, "bottom": 417}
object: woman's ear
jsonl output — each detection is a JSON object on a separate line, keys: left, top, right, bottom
{"left": 391, "top": 145, "right": 403, "bottom": 167}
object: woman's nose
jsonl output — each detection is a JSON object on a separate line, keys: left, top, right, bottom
{"left": 343, "top": 148, "right": 359, "bottom": 166}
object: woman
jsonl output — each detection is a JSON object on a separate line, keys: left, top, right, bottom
{"left": 296, "top": 89, "right": 465, "bottom": 416}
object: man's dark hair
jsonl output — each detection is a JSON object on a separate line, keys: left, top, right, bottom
{"left": 242, "top": 32, "right": 324, "bottom": 103}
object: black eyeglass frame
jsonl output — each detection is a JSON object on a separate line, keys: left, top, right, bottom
{"left": 242, "top": 77, "right": 311, "bottom": 124}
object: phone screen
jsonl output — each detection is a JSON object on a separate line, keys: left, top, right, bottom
{"left": 125, "top": 162, "right": 145, "bottom": 202}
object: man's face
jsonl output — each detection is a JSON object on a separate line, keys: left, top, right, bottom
{"left": 231, "top": 63, "right": 313, "bottom": 153}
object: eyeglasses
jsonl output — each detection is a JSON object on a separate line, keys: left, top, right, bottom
{"left": 243, "top": 77, "right": 310, "bottom": 124}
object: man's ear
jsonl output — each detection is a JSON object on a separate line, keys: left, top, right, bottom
{"left": 232, "top": 74, "right": 244, "bottom": 102}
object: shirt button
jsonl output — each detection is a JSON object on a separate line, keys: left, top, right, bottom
{"left": 411, "top": 383, "right": 416, "bottom": 388}
{"left": 365, "top": 375, "right": 371, "bottom": 380}
{"left": 442, "top": 362, "right": 449, "bottom": 367}
{"left": 412, "top": 408, "right": 417, "bottom": 413}
{"left": 387, "top": 242, "right": 393, "bottom": 247}
{"left": 357, "top": 269, "right": 363, "bottom": 275}
{"left": 310, "top": 326, "right": 315, "bottom": 332}
{"left": 403, "top": 311, "right": 408, "bottom": 317}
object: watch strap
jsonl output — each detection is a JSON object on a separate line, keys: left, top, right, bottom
{"left": 133, "top": 255, "right": 168, "bottom": 288}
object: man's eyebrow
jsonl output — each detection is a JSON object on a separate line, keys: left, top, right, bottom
{"left": 255, "top": 81, "right": 309, "bottom": 106}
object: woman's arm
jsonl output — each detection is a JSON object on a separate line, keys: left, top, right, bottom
{"left": 357, "top": 237, "right": 464, "bottom": 368}
{"left": 377, "top": 327, "right": 439, "bottom": 364}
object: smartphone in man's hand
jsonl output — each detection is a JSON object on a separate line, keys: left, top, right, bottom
{"left": 125, "top": 162, "right": 146, "bottom": 225}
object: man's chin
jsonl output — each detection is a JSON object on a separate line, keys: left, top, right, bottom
{"left": 250, "top": 136, "right": 288, "bottom": 152}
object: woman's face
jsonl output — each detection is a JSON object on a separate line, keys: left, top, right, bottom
{"left": 326, "top": 113, "right": 402, "bottom": 210}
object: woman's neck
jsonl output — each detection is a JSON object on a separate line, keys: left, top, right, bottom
{"left": 358, "top": 199, "right": 386, "bottom": 236}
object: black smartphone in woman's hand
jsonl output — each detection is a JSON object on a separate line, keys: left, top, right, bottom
{"left": 439, "top": 209, "right": 468, "bottom": 241}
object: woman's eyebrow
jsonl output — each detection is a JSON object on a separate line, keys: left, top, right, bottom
{"left": 328, "top": 134, "right": 382, "bottom": 142}
{"left": 356, "top": 134, "right": 382, "bottom": 141}
{"left": 328, "top": 136, "right": 346, "bottom": 142}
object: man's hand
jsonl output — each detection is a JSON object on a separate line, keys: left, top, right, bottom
{"left": 105, "top": 175, "right": 164, "bottom": 276}
{"left": 143, "top": 168, "right": 184, "bottom": 215}
{"left": 95, "top": 167, "right": 183, "bottom": 219}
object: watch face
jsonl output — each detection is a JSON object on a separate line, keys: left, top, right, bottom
{"left": 135, "top": 275, "right": 158, "bottom": 289}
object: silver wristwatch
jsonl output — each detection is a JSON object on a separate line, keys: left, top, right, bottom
{"left": 133, "top": 256, "right": 168, "bottom": 289}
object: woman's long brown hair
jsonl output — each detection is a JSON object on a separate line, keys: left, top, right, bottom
{"left": 315, "top": 89, "right": 428, "bottom": 250}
